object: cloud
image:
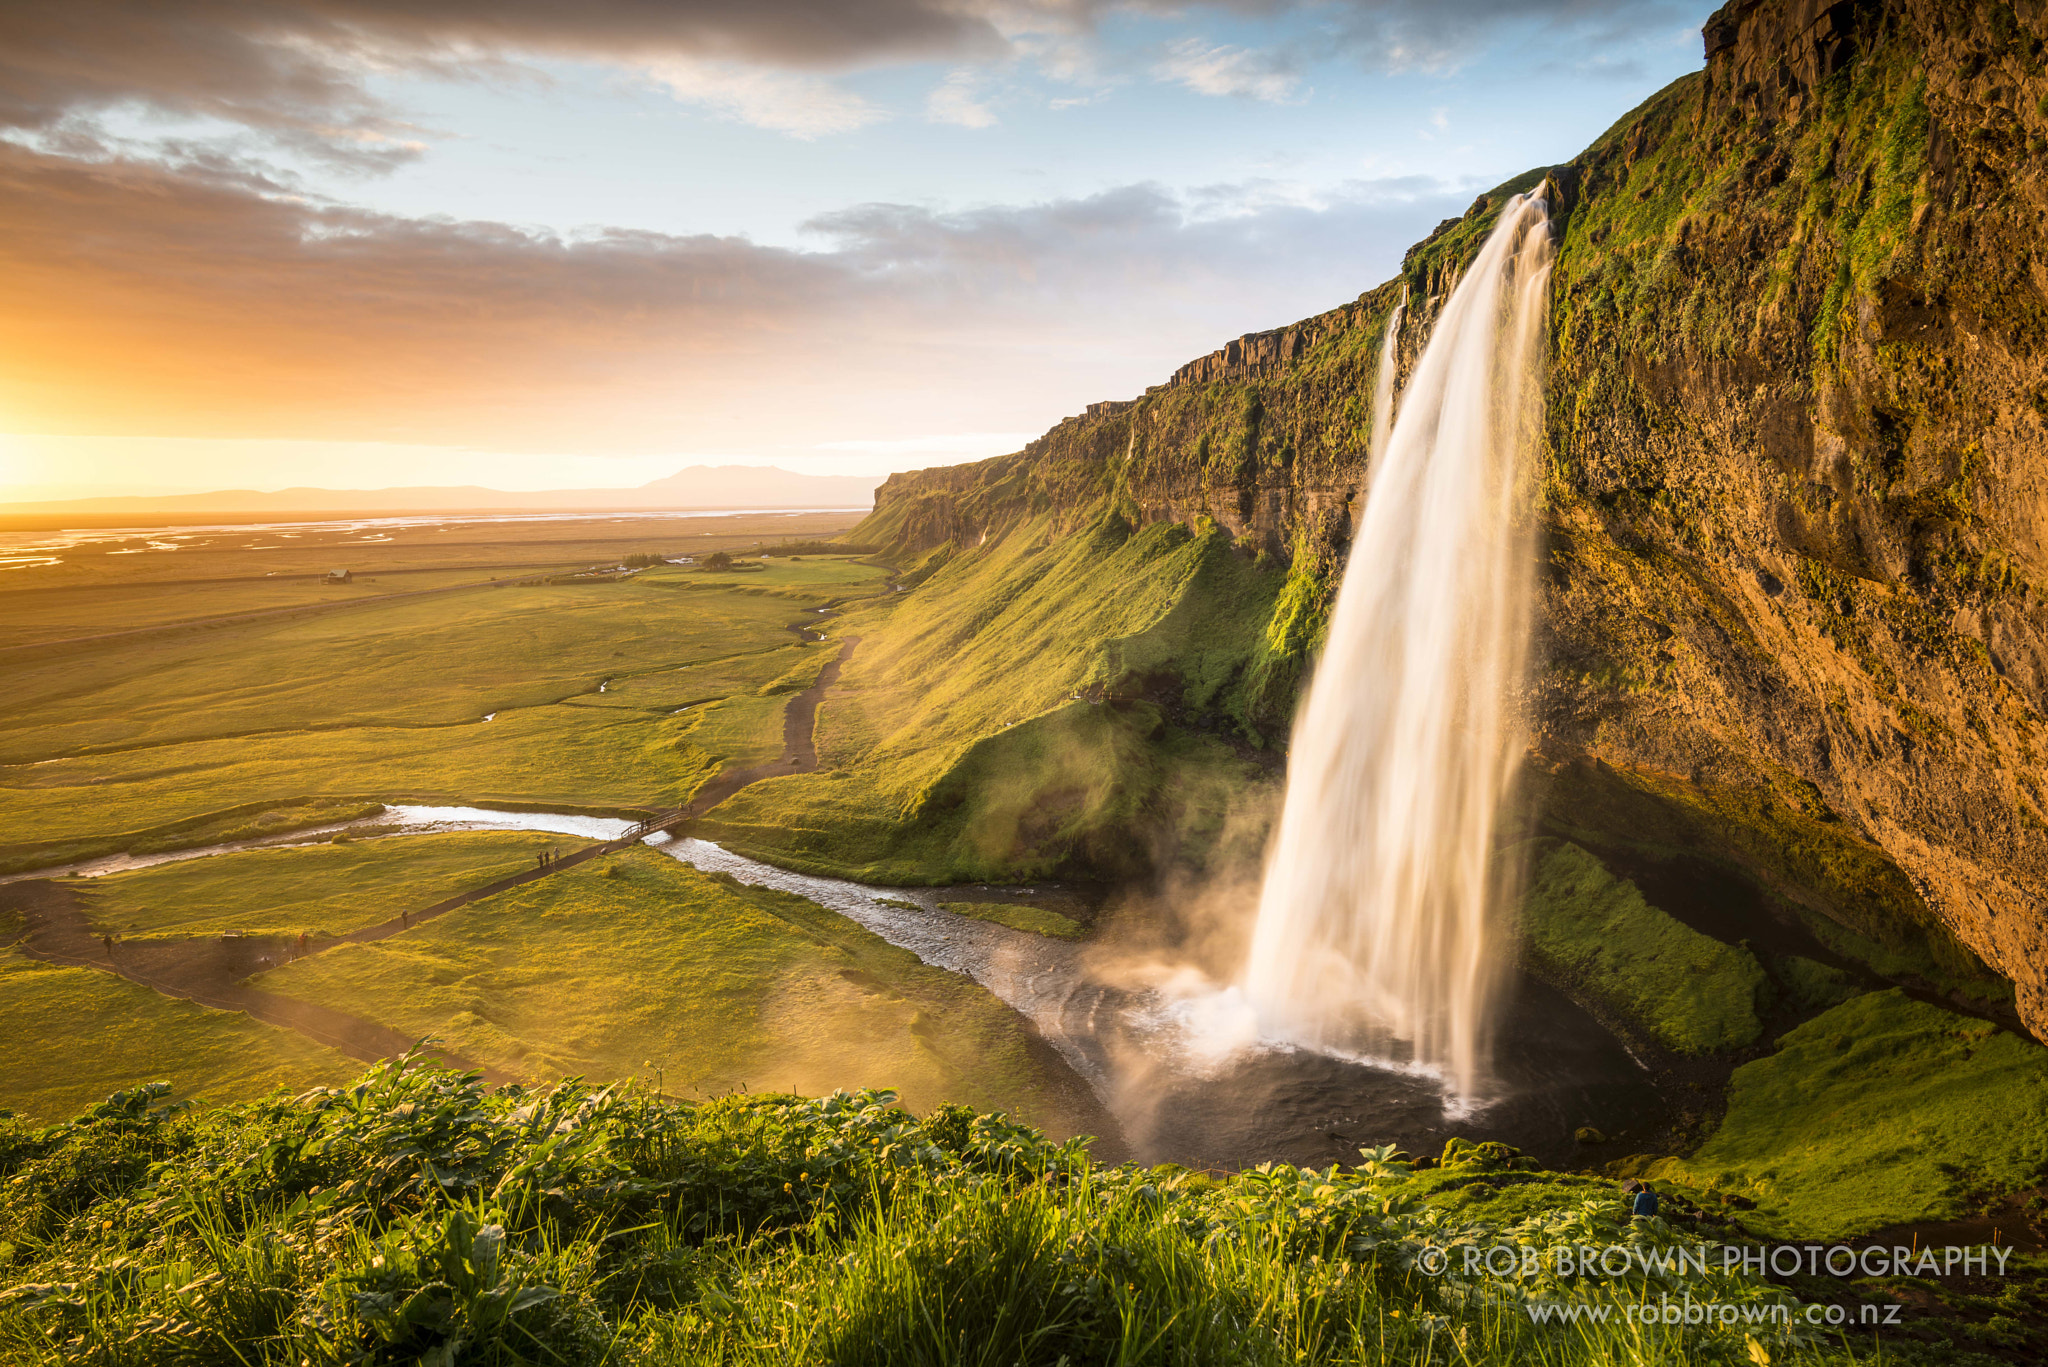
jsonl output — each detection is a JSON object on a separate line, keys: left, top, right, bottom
{"left": 1152, "top": 38, "right": 1304, "bottom": 102}
{"left": 0, "top": 1, "right": 1701, "bottom": 166}
{"left": 0, "top": 138, "right": 1467, "bottom": 454}
{"left": 0, "top": 0, "right": 1006, "bottom": 165}
{"left": 641, "top": 59, "right": 885, "bottom": 136}
{"left": 925, "top": 70, "right": 999, "bottom": 127}
{"left": 0, "top": 0, "right": 1685, "bottom": 476}
{"left": 1134, "top": 0, "right": 1700, "bottom": 78}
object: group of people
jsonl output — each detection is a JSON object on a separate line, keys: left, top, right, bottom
{"left": 536, "top": 850, "right": 561, "bottom": 870}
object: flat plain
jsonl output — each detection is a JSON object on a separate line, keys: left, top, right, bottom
{"left": 0, "top": 515, "right": 884, "bottom": 875}
{"left": 0, "top": 512, "right": 1125, "bottom": 1128}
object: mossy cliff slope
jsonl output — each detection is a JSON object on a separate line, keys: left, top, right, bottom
{"left": 844, "top": 0, "right": 2048, "bottom": 1031}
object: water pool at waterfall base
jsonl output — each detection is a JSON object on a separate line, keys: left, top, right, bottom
{"left": 1098, "top": 971, "right": 1665, "bottom": 1171}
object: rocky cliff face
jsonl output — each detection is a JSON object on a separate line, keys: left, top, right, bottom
{"left": 860, "top": 0, "right": 2048, "bottom": 1037}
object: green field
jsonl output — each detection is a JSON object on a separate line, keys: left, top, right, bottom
{"left": 0, "top": 949, "right": 356, "bottom": 1123}
{"left": 0, "top": 525, "right": 1106, "bottom": 1150}
{"left": 0, "top": 510, "right": 863, "bottom": 593}
{"left": 0, "top": 565, "right": 624, "bottom": 649}
{"left": 253, "top": 847, "right": 1090, "bottom": 1128}
{"left": 77, "top": 829, "right": 568, "bottom": 939}
{"left": 636, "top": 556, "right": 891, "bottom": 594}
{"left": 0, "top": 552, "right": 891, "bottom": 873}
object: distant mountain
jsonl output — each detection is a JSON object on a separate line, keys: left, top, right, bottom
{"left": 5, "top": 465, "right": 881, "bottom": 515}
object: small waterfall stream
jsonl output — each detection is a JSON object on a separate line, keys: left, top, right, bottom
{"left": 1242, "top": 193, "right": 1555, "bottom": 1103}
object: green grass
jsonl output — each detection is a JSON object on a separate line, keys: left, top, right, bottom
{"left": 252, "top": 848, "right": 1083, "bottom": 1125}
{"left": 938, "top": 901, "right": 1084, "bottom": 939}
{"left": 636, "top": 554, "right": 890, "bottom": 597}
{"left": 1520, "top": 840, "right": 1767, "bottom": 1054}
{"left": 1531, "top": 758, "right": 2004, "bottom": 1004}
{"left": 0, "top": 578, "right": 806, "bottom": 762}
{"left": 0, "top": 573, "right": 858, "bottom": 871}
{"left": 76, "top": 830, "right": 567, "bottom": 939}
{"left": 696, "top": 513, "right": 1281, "bottom": 883}
{"left": 0, "top": 950, "right": 355, "bottom": 1123}
{"left": 0, "top": 704, "right": 714, "bottom": 861}
{"left": 0, "top": 797, "right": 392, "bottom": 876}
{"left": 0, "top": 567, "right": 580, "bottom": 648}
{"left": 0, "top": 1061, "right": 1870, "bottom": 1366}
{"left": 1645, "top": 989, "right": 2048, "bottom": 1239}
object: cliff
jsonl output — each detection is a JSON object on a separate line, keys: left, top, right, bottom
{"left": 848, "top": 0, "right": 2048, "bottom": 1037}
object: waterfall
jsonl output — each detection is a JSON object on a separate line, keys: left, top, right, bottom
{"left": 1368, "top": 286, "right": 1406, "bottom": 467}
{"left": 1241, "top": 193, "right": 1553, "bottom": 1102}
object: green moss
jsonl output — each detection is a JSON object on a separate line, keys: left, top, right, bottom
{"left": 1649, "top": 989, "right": 2048, "bottom": 1238}
{"left": 938, "top": 901, "right": 1084, "bottom": 940}
{"left": 1776, "top": 954, "right": 1859, "bottom": 1012}
{"left": 1520, "top": 840, "right": 1767, "bottom": 1054}
{"left": 1533, "top": 758, "right": 2001, "bottom": 999}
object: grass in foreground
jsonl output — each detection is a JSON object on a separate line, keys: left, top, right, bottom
{"left": 252, "top": 848, "right": 1083, "bottom": 1125}
{"left": 0, "top": 949, "right": 355, "bottom": 1123}
{"left": 1645, "top": 988, "right": 2048, "bottom": 1238}
{"left": 76, "top": 829, "right": 568, "bottom": 940}
{"left": 0, "top": 1058, "right": 1873, "bottom": 1366}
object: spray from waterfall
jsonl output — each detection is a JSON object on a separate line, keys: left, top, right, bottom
{"left": 1240, "top": 192, "right": 1553, "bottom": 1102}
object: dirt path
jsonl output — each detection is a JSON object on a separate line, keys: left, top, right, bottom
{"left": 2, "top": 878, "right": 514, "bottom": 1083}
{"left": 0, "top": 636, "right": 861, "bottom": 1081}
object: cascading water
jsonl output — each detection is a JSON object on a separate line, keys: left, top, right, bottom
{"left": 1240, "top": 192, "right": 1554, "bottom": 1103}
{"left": 1368, "top": 286, "right": 1406, "bottom": 466}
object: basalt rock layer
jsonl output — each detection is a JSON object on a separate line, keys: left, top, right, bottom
{"left": 856, "top": 0, "right": 2048, "bottom": 1035}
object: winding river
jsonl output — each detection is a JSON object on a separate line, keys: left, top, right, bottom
{"left": 3, "top": 802, "right": 1664, "bottom": 1167}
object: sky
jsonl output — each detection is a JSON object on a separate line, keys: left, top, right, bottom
{"left": 0, "top": 0, "right": 1716, "bottom": 500}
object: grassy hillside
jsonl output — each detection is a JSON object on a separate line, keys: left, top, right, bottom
{"left": 695, "top": 514, "right": 1286, "bottom": 883}
{"left": 1644, "top": 989, "right": 2048, "bottom": 1239}
{"left": 0, "top": 1059, "right": 1908, "bottom": 1366}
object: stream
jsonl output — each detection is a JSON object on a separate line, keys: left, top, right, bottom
{"left": 5, "top": 805, "right": 1664, "bottom": 1168}
{"left": 0, "top": 805, "right": 642, "bottom": 887}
